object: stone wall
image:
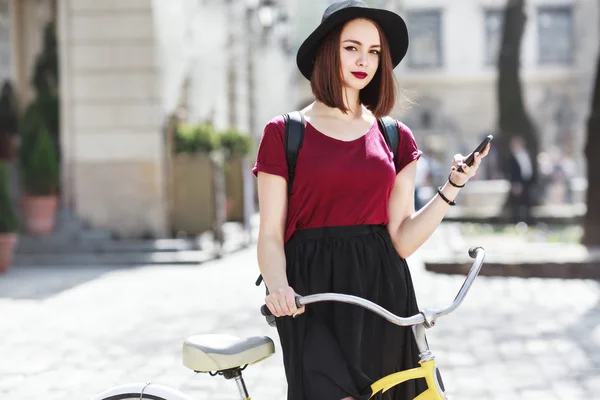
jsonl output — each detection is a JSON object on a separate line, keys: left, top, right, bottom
{"left": 57, "top": 0, "right": 167, "bottom": 238}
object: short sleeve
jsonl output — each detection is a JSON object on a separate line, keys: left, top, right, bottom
{"left": 395, "top": 121, "right": 422, "bottom": 173}
{"left": 252, "top": 116, "right": 288, "bottom": 180}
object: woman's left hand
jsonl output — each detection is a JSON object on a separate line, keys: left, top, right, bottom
{"left": 449, "top": 143, "right": 491, "bottom": 187}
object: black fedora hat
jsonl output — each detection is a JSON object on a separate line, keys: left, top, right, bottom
{"left": 296, "top": 0, "right": 409, "bottom": 80}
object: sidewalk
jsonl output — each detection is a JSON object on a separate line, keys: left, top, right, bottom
{"left": 0, "top": 238, "right": 599, "bottom": 399}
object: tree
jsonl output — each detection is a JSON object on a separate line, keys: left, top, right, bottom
{"left": 497, "top": 0, "right": 539, "bottom": 176}
{"left": 496, "top": 0, "right": 540, "bottom": 217}
{"left": 582, "top": 47, "right": 600, "bottom": 246}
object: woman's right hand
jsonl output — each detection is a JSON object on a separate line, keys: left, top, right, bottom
{"left": 265, "top": 286, "right": 305, "bottom": 318}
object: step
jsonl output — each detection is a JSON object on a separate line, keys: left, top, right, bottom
{"left": 10, "top": 250, "right": 212, "bottom": 267}
{"left": 10, "top": 234, "right": 252, "bottom": 267}
{"left": 15, "top": 236, "right": 204, "bottom": 254}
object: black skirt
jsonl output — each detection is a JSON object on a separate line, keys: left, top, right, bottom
{"left": 276, "top": 224, "right": 427, "bottom": 400}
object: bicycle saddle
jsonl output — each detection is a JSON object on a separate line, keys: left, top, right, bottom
{"left": 182, "top": 334, "right": 275, "bottom": 373}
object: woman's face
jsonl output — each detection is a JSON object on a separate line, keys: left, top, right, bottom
{"left": 339, "top": 18, "right": 381, "bottom": 91}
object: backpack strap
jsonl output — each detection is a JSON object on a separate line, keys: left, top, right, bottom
{"left": 283, "top": 111, "right": 306, "bottom": 197}
{"left": 378, "top": 116, "right": 399, "bottom": 171}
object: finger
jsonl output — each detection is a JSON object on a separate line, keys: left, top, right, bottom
{"left": 266, "top": 299, "right": 281, "bottom": 317}
{"left": 273, "top": 296, "right": 288, "bottom": 316}
{"left": 292, "top": 306, "right": 306, "bottom": 318}
{"left": 279, "top": 296, "right": 292, "bottom": 316}
{"left": 286, "top": 294, "right": 298, "bottom": 315}
{"left": 274, "top": 299, "right": 286, "bottom": 317}
{"left": 481, "top": 144, "right": 491, "bottom": 156}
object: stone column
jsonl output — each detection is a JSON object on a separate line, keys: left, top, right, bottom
{"left": 58, "top": 0, "right": 167, "bottom": 238}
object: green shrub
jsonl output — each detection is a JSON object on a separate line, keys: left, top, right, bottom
{"left": 175, "top": 123, "right": 220, "bottom": 154}
{"left": 220, "top": 129, "right": 254, "bottom": 158}
{"left": 21, "top": 130, "right": 59, "bottom": 196}
{"left": 17, "top": 20, "right": 61, "bottom": 197}
{"left": 0, "top": 162, "right": 18, "bottom": 233}
{"left": 19, "top": 100, "right": 45, "bottom": 166}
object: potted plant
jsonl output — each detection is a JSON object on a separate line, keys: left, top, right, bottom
{"left": 171, "top": 123, "right": 222, "bottom": 235}
{"left": 0, "top": 81, "right": 19, "bottom": 161}
{"left": 174, "top": 122, "right": 220, "bottom": 155}
{"left": 0, "top": 162, "right": 19, "bottom": 273}
{"left": 219, "top": 129, "right": 254, "bottom": 159}
{"left": 15, "top": 20, "right": 60, "bottom": 236}
{"left": 20, "top": 129, "right": 59, "bottom": 234}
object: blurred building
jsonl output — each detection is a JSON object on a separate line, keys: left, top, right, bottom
{"left": 294, "top": 0, "right": 598, "bottom": 180}
{"left": 0, "top": 0, "right": 597, "bottom": 237}
{"left": 1, "top": 0, "right": 299, "bottom": 237}
{"left": 396, "top": 0, "right": 597, "bottom": 181}
{"left": 401, "top": 0, "right": 596, "bottom": 181}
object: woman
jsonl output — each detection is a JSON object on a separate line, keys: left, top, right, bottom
{"left": 252, "top": 1, "right": 489, "bottom": 399}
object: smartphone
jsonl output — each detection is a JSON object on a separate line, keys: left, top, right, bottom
{"left": 457, "top": 135, "right": 493, "bottom": 172}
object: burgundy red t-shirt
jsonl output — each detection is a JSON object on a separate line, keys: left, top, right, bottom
{"left": 252, "top": 115, "right": 422, "bottom": 243}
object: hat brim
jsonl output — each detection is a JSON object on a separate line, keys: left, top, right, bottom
{"left": 296, "top": 7, "right": 409, "bottom": 80}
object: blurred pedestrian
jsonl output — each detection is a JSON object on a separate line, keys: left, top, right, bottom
{"left": 507, "top": 136, "right": 534, "bottom": 223}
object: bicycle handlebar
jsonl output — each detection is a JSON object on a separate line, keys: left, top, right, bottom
{"left": 260, "top": 246, "right": 486, "bottom": 327}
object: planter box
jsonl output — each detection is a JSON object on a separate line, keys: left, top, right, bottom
{"left": 224, "top": 157, "right": 244, "bottom": 222}
{"left": 171, "top": 154, "right": 246, "bottom": 235}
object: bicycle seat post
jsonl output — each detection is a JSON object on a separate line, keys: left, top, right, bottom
{"left": 221, "top": 368, "right": 250, "bottom": 400}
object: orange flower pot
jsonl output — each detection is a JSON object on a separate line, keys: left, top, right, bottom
{"left": 21, "top": 195, "right": 58, "bottom": 235}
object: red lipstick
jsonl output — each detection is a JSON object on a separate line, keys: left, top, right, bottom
{"left": 351, "top": 72, "right": 367, "bottom": 79}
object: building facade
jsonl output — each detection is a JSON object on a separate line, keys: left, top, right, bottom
{"left": 396, "top": 0, "right": 597, "bottom": 178}
{"left": 2, "top": 0, "right": 300, "bottom": 238}
{"left": 293, "top": 0, "right": 598, "bottom": 180}
{"left": 1, "top": 0, "right": 597, "bottom": 237}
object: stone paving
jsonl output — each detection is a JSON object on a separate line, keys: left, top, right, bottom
{"left": 0, "top": 232, "right": 599, "bottom": 400}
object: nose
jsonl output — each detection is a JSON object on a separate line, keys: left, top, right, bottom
{"left": 357, "top": 52, "right": 368, "bottom": 67}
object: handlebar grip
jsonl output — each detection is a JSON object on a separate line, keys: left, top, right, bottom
{"left": 260, "top": 296, "right": 303, "bottom": 317}
{"left": 260, "top": 304, "right": 272, "bottom": 316}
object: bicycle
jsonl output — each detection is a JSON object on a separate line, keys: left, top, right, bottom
{"left": 92, "top": 246, "right": 485, "bottom": 400}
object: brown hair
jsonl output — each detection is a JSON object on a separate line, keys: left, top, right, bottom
{"left": 310, "top": 18, "right": 397, "bottom": 118}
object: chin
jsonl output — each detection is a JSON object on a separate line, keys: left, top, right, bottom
{"left": 344, "top": 80, "right": 371, "bottom": 92}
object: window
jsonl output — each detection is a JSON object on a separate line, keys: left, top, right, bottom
{"left": 407, "top": 10, "right": 443, "bottom": 68}
{"left": 537, "top": 6, "right": 574, "bottom": 65}
{"left": 484, "top": 9, "right": 504, "bottom": 66}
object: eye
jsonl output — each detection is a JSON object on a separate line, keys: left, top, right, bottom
{"left": 344, "top": 46, "right": 357, "bottom": 51}
{"left": 370, "top": 49, "right": 381, "bottom": 55}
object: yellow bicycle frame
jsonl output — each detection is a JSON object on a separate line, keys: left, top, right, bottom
{"left": 370, "top": 360, "right": 445, "bottom": 400}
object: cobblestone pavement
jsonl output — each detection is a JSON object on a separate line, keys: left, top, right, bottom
{"left": 1, "top": 234, "right": 599, "bottom": 400}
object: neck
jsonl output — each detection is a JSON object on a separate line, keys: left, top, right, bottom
{"left": 342, "top": 86, "right": 361, "bottom": 118}
{"left": 309, "top": 89, "right": 364, "bottom": 121}
{"left": 313, "top": 88, "right": 362, "bottom": 121}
